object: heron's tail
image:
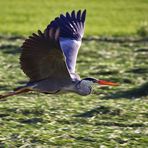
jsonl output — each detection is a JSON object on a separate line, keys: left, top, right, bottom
{"left": 0, "top": 86, "right": 30, "bottom": 100}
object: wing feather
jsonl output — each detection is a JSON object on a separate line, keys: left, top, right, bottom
{"left": 44, "top": 10, "right": 87, "bottom": 73}
{"left": 45, "top": 9, "right": 86, "bottom": 40}
{"left": 20, "top": 28, "right": 71, "bottom": 82}
{"left": 20, "top": 10, "right": 87, "bottom": 83}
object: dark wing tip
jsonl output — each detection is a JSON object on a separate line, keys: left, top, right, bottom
{"left": 70, "top": 9, "right": 86, "bottom": 23}
{"left": 81, "top": 9, "right": 86, "bottom": 23}
{"left": 45, "top": 9, "right": 87, "bottom": 40}
{"left": 32, "top": 33, "right": 38, "bottom": 37}
{"left": 77, "top": 10, "right": 81, "bottom": 21}
{"left": 66, "top": 12, "right": 71, "bottom": 18}
{"left": 71, "top": 10, "right": 76, "bottom": 19}
{"left": 38, "top": 30, "right": 44, "bottom": 37}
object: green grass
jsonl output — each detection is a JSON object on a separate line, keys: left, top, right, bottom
{"left": 0, "top": 0, "right": 148, "bottom": 36}
{"left": 0, "top": 0, "right": 148, "bottom": 147}
{"left": 0, "top": 37, "right": 148, "bottom": 147}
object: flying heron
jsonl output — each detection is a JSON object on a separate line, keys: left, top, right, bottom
{"left": 0, "top": 10, "right": 118, "bottom": 99}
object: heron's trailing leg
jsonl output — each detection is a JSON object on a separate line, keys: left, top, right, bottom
{"left": 0, "top": 86, "right": 30, "bottom": 100}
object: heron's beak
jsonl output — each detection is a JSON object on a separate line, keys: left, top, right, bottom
{"left": 97, "top": 80, "right": 119, "bottom": 86}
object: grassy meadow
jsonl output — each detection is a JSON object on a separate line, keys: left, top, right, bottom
{"left": 0, "top": 0, "right": 148, "bottom": 36}
{"left": 0, "top": 0, "right": 148, "bottom": 147}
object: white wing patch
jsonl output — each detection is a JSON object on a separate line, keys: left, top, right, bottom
{"left": 59, "top": 37, "right": 81, "bottom": 73}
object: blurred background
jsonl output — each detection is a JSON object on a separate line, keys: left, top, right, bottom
{"left": 0, "top": 0, "right": 148, "bottom": 36}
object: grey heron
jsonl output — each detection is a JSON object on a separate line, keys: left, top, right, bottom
{"left": 0, "top": 10, "right": 118, "bottom": 99}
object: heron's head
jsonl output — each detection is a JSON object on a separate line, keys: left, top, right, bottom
{"left": 81, "top": 78, "right": 119, "bottom": 87}
{"left": 76, "top": 77, "right": 119, "bottom": 96}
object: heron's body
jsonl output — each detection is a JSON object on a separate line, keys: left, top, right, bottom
{"left": 0, "top": 10, "right": 118, "bottom": 100}
{"left": 20, "top": 72, "right": 91, "bottom": 96}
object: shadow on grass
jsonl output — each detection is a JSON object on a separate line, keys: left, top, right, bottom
{"left": 102, "top": 82, "right": 148, "bottom": 99}
{"left": 74, "top": 106, "right": 145, "bottom": 127}
{"left": 75, "top": 106, "right": 121, "bottom": 118}
{"left": 0, "top": 45, "right": 21, "bottom": 54}
{"left": 19, "top": 117, "right": 43, "bottom": 124}
{"left": 0, "top": 107, "right": 45, "bottom": 124}
{"left": 94, "top": 121, "right": 144, "bottom": 127}
{"left": 126, "top": 67, "right": 148, "bottom": 74}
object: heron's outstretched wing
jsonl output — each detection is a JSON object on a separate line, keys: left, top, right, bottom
{"left": 20, "top": 28, "right": 71, "bottom": 82}
{"left": 45, "top": 10, "right": 86, "bottom": 73}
